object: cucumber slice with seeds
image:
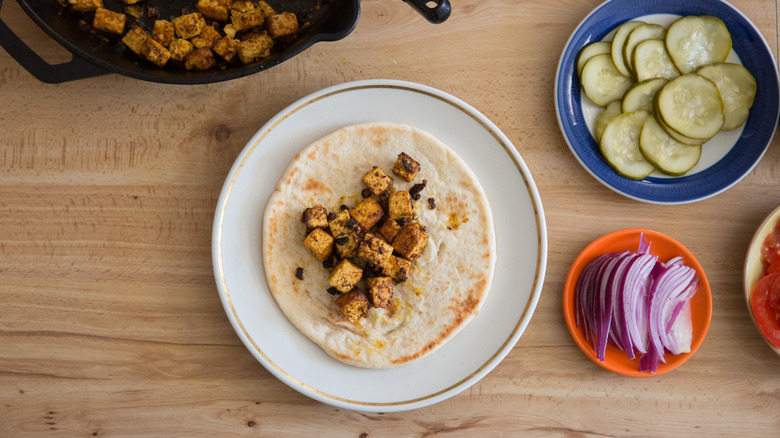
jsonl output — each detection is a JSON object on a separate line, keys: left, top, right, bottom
{"left": 600, "top": 110, "right": 655, "bottom": 179}
{"left": 665, "top": 15, "right": 732, "bottom": 74}
{"left": 623, "top": 23, "right": 667, "bottom": 77}
{"left": 632, "top": 39, "right": 680, "bottom": 81}
{"left": 622, "top": 78, "right": 668, "bottom": 113}
{"left": 656, "top": 73, "right": 724, "bottom": 140}
{"left": 595, "top": 100, "right": 623, "bottom": 143}
{"left": 581, "top": 53, "right": 635, "bottom": 106}
{"left": 611, "top": 21, "right": 645, "bottom": 77}
{"left": 653, "top": 112, "right": 708, "bottom": 146}
{"left": 640, "top": 117, "right": 702, "bottom": 176}
{"left": 696, "top": 63, "right": 757, "bottom": 130}
{"left": 577, "top": 41, "right": 612, "bottom": 77}
{"left": 612, "top": 21, "right": 645, "bottom": 76}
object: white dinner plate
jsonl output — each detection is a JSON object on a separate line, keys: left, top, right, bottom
{"left": 555, "top": 0, "right": 780, "bottom": 204}
{"left": 212, "top": 80, "right": 547, "bottom": 412}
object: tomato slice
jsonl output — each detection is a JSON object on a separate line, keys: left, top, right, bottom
{"left": 771, "top": 275, "right": 780, "bottom": 310}
{"left": 751, "top": 272, "right": 780, "bottom": 348}
{"left": 761, "top": 223, "right": 780, "bottom": 274}
{"left": 768, "top": 255, "right": 780, "bottom": 275}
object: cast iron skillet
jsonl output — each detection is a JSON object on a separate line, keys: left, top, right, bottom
{"left": 0, "top": 0, "right": 450, "bottom": 84}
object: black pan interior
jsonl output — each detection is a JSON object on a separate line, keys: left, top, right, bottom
{"left": 17, "top": 0, "right": 359, "bottom": 83}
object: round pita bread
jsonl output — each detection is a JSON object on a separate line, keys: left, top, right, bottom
{"left": 263, "top": 122, "right": 495, "bottom": 368}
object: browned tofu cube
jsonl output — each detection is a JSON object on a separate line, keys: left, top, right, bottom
{"left": 303, "top": 228, "right": 334, "bottom": 262}
{"left": 231, "top": 0, "right": 264, "bottom": 31}
{"left": 121, "top": 26, "right": 148, "bottom": 56}
{"left": 213, "top": 35, "right": 238, "bottom": 62}
{"left": 144, "top": 38, "right": 171, "bottom": 67}
{"left": 302, "top": 206, "right": 329, "bottom": 230}
{"left": 172, "top": 12, "right": 207, "bottom": 39}
{"left": 152, "top": 20, "right": 175, "bottom": 47}
{"left": 257, "top": 0, "right": 275, "bottom": 18}
{"left": 184, "top": 47, "right": 216, "bottom": 70}
{"left": 236, "top": 34, "right": 273, "bottom": 64}
{"left": 392, "top": 152, "right": 421, "bottom": 182}
{"left": 378, "top": 219, "right": 401, "bottom": 243}
{"left": 350, "top": 197, "right": 384, "bottom": 232}
{"left": 392, "top": 223, "right": 429, "bottom": 261}
{"left": 197, "top": 0, "right": 231, "bottom": 21}
{"left": 266, "top": 12, "right": 299, "bottom": 39}
{"left": 328, "top": 210, "right": 360, "bottom": 258}
{"left": 122, "top": 26, "right": 170, "bottom": 67}
{"left": 366, "top": 277, "right": 394, "bottom": 308}
{"left": 191, "top": 25, "right": 222, "bottom": 49}
{"left": 381, "top": 255, "right": 411, "bottom": 282}
{"left": 362, "top": 166, "right": 393, "bottom": 196}
{"left": 168, "top": 38, "right": 194, "bottom": 62}
{"left": 388, "top": 191, "right": 414, "bottom": 221}
{"left": 327, "top": 259, "right": 363, "bottom": 293}
{"left": 334, "top": 288, "right": 369, "bottom": 323}
{"left": 92, "top": 8, "right": 125, "bottom": 35}
{"left": 357, "top": 233, "right": 393, "bottom": 267}
{"left": 68, "top": 0, "right": 102, "bottom": 12}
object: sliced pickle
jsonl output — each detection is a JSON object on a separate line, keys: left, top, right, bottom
{"left": 655, "top": 73, "right": 724, "bottom": 140}
{"left": 577, "top": 41, "right": 612, "bottom": 77}
{"left": 575, "top": 14, "right": 754, "bottom": 180}
{"left": 640, "top": 117, "right": 702, "bottom": 176}
{"left": 653, "top": 112, "right": 708, "bottom": 146}
{"left": 611, "top": 21, "right": 645, "bottom": 77}
{"left": 600, "top": 110, "right": 655, "bottom": 179}
{"left": 595, "top": 100, "right": 623, "bottom": 142}
{"left": 623, "top": 23, "right": 667, "bottom": 77}
{"left": 632, "top": 39, "right": 680, "bottom": 82}
{"left": 665, "top": 15, "right": 732, "bottom": 74}
{"left": 622, "top": 78, "right": 668, "bottom": 113}
{"left": 581, "top": 53, "right": 635, "bottom": 106}
{"left": 696, "top": 63, "right": 757, "bottom": 130}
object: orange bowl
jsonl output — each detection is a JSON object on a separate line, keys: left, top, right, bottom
{"left": 563, "top": 229, "right": 712, "bottom": 376}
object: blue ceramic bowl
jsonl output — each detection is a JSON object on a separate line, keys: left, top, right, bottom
{"left": 555, "top": 0, "right": 780, "bottom": 204}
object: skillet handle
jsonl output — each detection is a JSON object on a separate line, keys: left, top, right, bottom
{"left": 0, "top": 3, "right": 107, "bottom": 83}
{"left": 402, "top": 0, "right": 451, "bottom": 24}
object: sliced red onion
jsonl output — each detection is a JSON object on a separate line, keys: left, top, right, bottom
{"left": 576, "top": 253, "right": 613, "bottom": 349}
{"left": 647, "top": 262, "right": 696, "bottom": 364}
{"left": 666, "top": 296, "right": 695, "bottom": 355}
{"left": 608, "top": 252, "right": 637, "bottom": 355}
{"left": 637, "top": 232, "right": 650, "bottom": 255}
{"left": 639, "top": 341, "right": 661, "bottom": 372}
{"left": 596, "top": 251, "right": 633, "bottom": 360}
{"left": 664, "top": 278, "right": 698, "bottom": 355}
{"left": 618, "top": 253, "right": 657, "bottom": 357}
{"left": 664, "top": 256, "right": 685, "bottom": 267}
{"left": 575, "top": 232, "right": 699, "bottom": 373}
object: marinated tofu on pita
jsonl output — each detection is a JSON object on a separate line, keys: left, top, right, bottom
{"left": 263, "top": 122, "right": 496, "bottom": 368}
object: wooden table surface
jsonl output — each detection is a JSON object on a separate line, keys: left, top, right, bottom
{"left": 1, "top": 0, "right": 779, "bottom": 436}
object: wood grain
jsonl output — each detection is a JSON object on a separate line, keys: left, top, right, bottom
{"left": 1, "top": 0, "right": 779, "bottom": 436}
